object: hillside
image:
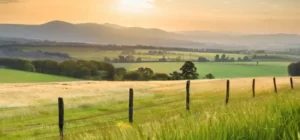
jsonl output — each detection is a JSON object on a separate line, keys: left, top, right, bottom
{"left": 1, "top": 21, "right": 300, "bottom": 49}
{"left": 0, "top": 69, "right": 76, "bottom": 83}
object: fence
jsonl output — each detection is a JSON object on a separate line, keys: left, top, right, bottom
{"left": 0, "top": 77, "right": 299, "bottom": 139}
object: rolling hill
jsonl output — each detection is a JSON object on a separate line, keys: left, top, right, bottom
{"left": 1, "top": 21, "right": 300, "bottom": 49}
{"left": 0, "top": 69, "right": 76, "bottom": 83}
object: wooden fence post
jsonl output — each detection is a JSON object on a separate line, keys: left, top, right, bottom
{"left": 186, "top": 80, "right": 190, "bottom": 110}
{"left": 273, "top": 77, "right": 277, "bottom": 93}
{"left": 252, "top": 79, "right": 256, "bottom": 98}
{"left": 290, "top": 77, "right": 294, "bottom": 89}
{"left": 129, "top": 88, "right": 134, "bottom": 123}
{"left": 58, "top": 97, "right": 64, "bottom": 139}
{"left": 226, "top": 80, "right": 230, "bottom": 105}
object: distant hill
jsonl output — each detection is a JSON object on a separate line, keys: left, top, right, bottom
{"left": 0, "top": 20, "right": 200, "bottom": 48}
{"left": 0, "top": 21, "right": 300, "bottom": 50}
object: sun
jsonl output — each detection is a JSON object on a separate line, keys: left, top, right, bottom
{"left": 118, "top": 0, "right": 154, "bottom": 13}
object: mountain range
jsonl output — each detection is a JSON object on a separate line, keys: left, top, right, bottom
{"left": 0, "top": 20, "right": 300, "bottom": 50}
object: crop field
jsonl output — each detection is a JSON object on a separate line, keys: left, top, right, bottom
{"left": 0, "top": 69, "right": 76, "bottom": 83}
{"left": 0, "top": 77, "right": 300, "bottom": 140}
{"left": 115, "top": 62, "right": 290, "bottom": 78}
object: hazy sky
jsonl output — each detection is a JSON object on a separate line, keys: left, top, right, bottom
{"left": 1, "top": 0, "right": 300, "bottom": 34}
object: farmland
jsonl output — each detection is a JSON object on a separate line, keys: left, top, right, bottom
{"left": 0, "top": 69, "right": 76, "bottom": 83}
{"left": 0, "top": 77, "right": 299, "bottom": 139}
{"left": 115, "top": 62, "right": 290, "bottom": 78}
{"left": 12, "top": 46, "right": 299, "bottom": 62}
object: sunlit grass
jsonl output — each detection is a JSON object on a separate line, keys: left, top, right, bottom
{"left": 0, "top": 78, "right": 299, "bottom": 140}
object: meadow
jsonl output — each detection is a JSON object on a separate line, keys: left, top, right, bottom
{"left": 115, "top": 62, "right": 290, "bottom": 78}
{"left": 0, "top": 69, "right": 76, "bottom": 83}
{"left": 0, "top": 77, "right": 299, "bottom": 140}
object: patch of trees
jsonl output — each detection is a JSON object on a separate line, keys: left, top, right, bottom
{"left": 214, "top": 54, "right": 251, "bottom": 62}
{"left": 0, "top": 58, "right": 215, "bottom": 81}
{"left": 198, "top": 57, "right": 210, "bottom": 62}
{"left": 104, "top": 55, "right": 142, "bottom": 63}
{"left": 148, "top": 50, "right": 167, "bottom": 55}
{"left": 0, "top": 58, "right": 35, "bottom": 72}
{"left": 288, "top": 62, "right": 300, "bottom": 76}
{"left": 0, "top": 58, "right": 115, "bottom": 80}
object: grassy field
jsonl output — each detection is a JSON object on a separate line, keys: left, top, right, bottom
{"left": 0, "top": 77, "right": 299, "bottom": 139}
{"left": 115, "top": 62, "right": 290, "bottom": 78}
{"left": 0, "top": 69, "right": 76, "bottom": 83}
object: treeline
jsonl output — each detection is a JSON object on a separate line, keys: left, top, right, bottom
{"left": 0, "top": 58, "right": 114, "bottom": 80}
{"left": 214, "top": 54, "right": 251, "bottom": 62}
{"left": 288, "top": 61, "right": 300, "bottom": 76}
{"left": 104, "top": 55, "right": 142, "bottom": 63}
{"left": 0, "top": 58, "right": 215, "bottom": 81}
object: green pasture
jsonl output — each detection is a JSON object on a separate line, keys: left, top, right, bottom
{"left": 115, "top": 62, "right": 290, "bottom": 78}
{"left": 0, "top": 69, "right": 76, "bottom": 83}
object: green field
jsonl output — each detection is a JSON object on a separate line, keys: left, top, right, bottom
{"left": 115, "top": 62, "right": 290, "bottom": 78}
{"left": 0, "top": 69, "right": 76, "bottom": 83}
{"left": 0, "top": 78, "right": 300, "bottom": 139}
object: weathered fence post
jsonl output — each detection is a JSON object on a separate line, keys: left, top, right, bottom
{"left": 58, "top": 97, "right": 64, "bottom": 139}
{"left": 252, "top": 79, "right": 256, "bottom": 98}
{"left": 273, "top": 77, "right": 277, "bottom": 93}
{"left": 186, "top": 80, "right": 190, "bottom": 110}
{"left": 129, "top": 88, "right": 134, "bottom": 123}
{"left": 226, "top": 80, "right": 230, "bottom": 105}
{"left": 290, "top": 77, "right": 294, "bottom": 89}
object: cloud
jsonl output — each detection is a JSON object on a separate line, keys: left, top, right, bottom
{"left": 0, "top": 0, "right": 19, "bottom": 4}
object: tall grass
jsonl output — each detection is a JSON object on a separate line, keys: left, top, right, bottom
{"left": 61, "top": 89, "right": 300, "bottom": 140}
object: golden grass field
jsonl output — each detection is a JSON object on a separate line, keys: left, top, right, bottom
{"left": 1, "top": 77, "right": 300, "bottom": 140}
{"left": 1, "top": 77, "right": 299, "bottom": 108}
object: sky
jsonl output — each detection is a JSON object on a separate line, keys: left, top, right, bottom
{"left": 0, "top": 0, "right": 300, "bottom": 34}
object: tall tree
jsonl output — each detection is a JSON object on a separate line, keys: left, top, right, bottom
{"left": 180, "top": 61, "right": 199, "bottom": 79}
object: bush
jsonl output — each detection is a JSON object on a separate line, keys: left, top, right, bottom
{"left": 204, "top": 73, "right": 215, "bottom": 79}
{"left": 124, "top": 71, "right": 143, "bottom": 81}
{"left": 288, "top": 62, "right": 300, "bottom": 76}
{"left": 153, "top": 73, "right": 169, "bottom": 80}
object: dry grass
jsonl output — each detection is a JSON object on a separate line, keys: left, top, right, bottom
{"left": 0, "top": 77, "right": 299, "bottom": 108}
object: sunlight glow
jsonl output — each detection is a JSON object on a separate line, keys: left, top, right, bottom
{"left": 118, "top": 0, "right": 155, "bottom": 13}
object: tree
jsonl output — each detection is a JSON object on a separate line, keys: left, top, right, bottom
{"left": 198, "top": 57, "right": 209, "bottom": 62}
{"left": 137, "top": 67, "right": 154, "bottom": 80}
{"left": 153, "top": 73, "right": 169, "bottom": 80}
{"left": 180, "top": 61, "right": 199, "bottom": 79}
{"left": 205, "top": 73, "right": 215, "bottom": 79}
{"left": 237, "top": 57, "right": 242, "bottom": 61}
{"left": 243, "top": 56, "right": 250, "bottom": 61}
{"left": 136, "top": 57, "right": 142, "bottom": 62}
{"left": 24, "top": 62, "right": 36, "bottom": 72}
{"left": 221, "top": 54, "right": 226, "bottom": 61}
{"left": 170, "top": 71, "right": 183, "bottom": 80}
{"left": 124, "top": 71, "right": 142, "bottom": 80}
{"left": 215, "top": 54, "right": 220, "bottom": 62}
{"left": 288, "top": 62, "right": 300, "bottom": 76}
{"left": 114, "top": 67, "right": 127, "bottom": 80}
